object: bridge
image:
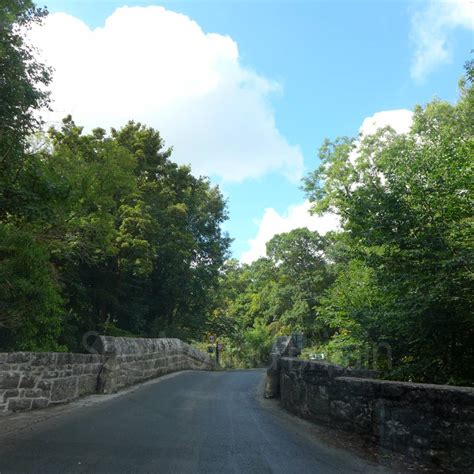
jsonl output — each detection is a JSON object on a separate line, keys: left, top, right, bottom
{"left": 1, "top": 336, "right": 472, "bottom": 472}
{"left": 0, "top": 369, "right": 388, "bottom": 473}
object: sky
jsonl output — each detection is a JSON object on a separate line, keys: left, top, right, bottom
{"left": 30, "top": 0, "right": 473, "bottom": 262}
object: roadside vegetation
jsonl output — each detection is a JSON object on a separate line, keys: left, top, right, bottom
{"left": 1, "top": 2, "right": 472, "bottom": 385}
{"left": 0, "top": 2, "right": 230, "bottom": 351}
{"left": 209, "top": 62, "right": 473, "bottom": 385}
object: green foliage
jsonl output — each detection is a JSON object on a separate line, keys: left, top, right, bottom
{"left": 0, "top": 1, "right": 52, "bottom": 218}
{"left": 0, "top": 1, "right": 66, "bottom": 351}
{"left": 48, "top": 118, "right": 230, "bottom": 349}
{"left": 1, "top": 1, "right": 472, "bottom": 387}
{"left": 210, "top": 62, "right": 473, "bottom": 384}
{"left": 241, "top": 318, "right": 274, "bottom": 367}
{"left": 266, "top": 228, "right": 333, "bottom": 339}
{"left": 0, "top": 115, "right": 231, "bottom": 351}
{"left": 0, "top": 224, "right": 65, "bottom": 351}
{"left": 303, "top": 61, "right": 474, "bottom": 385}
{"left": 0, "top": 4, "right": 230, "bottom": 351}
{"left": 209, "top": 229, "right": 333, "bottom": 367}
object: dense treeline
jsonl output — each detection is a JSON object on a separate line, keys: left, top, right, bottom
{"left": 211, "top": 63, "right": 474, "bottom": 385}
{"left": 0, "top": 3, "right": 230, "bottom": 351}
{"left": 1, "top": 2, "right": 473, "bottom": 386}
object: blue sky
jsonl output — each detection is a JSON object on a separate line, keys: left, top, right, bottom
{"left": 36, "top": 0, "right": 473, "bottom": 261}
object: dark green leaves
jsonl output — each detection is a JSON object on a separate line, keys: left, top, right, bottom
{"left": 303, "top": 62, "right": 474, "bottom": 384}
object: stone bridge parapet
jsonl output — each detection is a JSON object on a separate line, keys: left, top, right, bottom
{"left": 94, "top": 336, "right": 214, "bottom": 393}
{"left": 267, "top": 344, "right": 474, "bottom": 472}
{"left": 0, "top": 337, "right": 213, "bottom": 416}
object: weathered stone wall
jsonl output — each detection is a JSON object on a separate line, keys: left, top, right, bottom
{"left": 0, "top": 352, "right": 105, "bottom": 416}
{"left": 94, "top": 336, "right": 214, "bottom": 393}
{"left": 0, "top": 337, "right": 213, "bottom": 415}
{"left": 280, "top": 358, "right": 474, "bottom": 471}
{"left": 264, "top": 335, "right": 301, "bottom": 398}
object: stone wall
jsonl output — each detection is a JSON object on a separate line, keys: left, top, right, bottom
{"left": 0, "top": 337, "right": 213, "bottom": 416}
{"left": 279, "top": 358, "right": 474, "bottom": 471}
{"left": 264, "top": 335, "right": 301, "bottom": 398}
{"left": 0, "top": 352, "right": 105, "bottom": 415}
{"left": 94, "top": 336, "right": 214, "bottom": 393}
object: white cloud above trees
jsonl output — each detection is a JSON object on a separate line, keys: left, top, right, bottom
{"left": 359, "top": 109, "right": 413, "bottom": 136}
{"left": 28, "top": 6, "right": 304, "bottom": 182}
{"left": 240, "top": 109, "right": 414, "bottom": 263}
{"left": 240, "top": 202, "right": 340, "bottom": 264}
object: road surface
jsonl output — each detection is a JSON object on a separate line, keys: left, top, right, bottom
{"left": 0, "top": 369, "right": 392, "bottom": 473}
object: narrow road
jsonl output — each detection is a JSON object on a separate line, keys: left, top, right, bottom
{"left": 0, "top": 370, "right": 391, "bottom": 473}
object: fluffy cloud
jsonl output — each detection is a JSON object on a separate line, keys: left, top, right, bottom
{"left": 240, "top": 109, "right": 414, "bottom": 263}
{"left": 28, "top": 6, "right": 303, "bottom": 182}
{"left": 240, "top": 202, "right": 340, "bottom": 264}
{"left": 359, "top": 109, "right": 413, "bottom": 136}
{"left": 410, "top": 0, "right": 473, "bottom": 81}
{"left": 348, "top": 109, "right": 413, "bottom": 165}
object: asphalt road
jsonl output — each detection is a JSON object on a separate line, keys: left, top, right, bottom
{"left": 0, "top": 369, "right": 391, "bottom": 474}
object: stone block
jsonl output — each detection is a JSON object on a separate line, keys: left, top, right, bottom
{"left": 6, "top": 353, "right": 31, "bottom": 364}
{"left": 37, "top": 379, "right": 52, "bottom": 392}
{"left": 43, "top": 371, "right": 59, "bottom": 379}
{"left": 50, "top": 377, "right": 77, "bottom": 402}
{"left": 0, "top": 372, "right": 20, "bottom": 390}
{"left": 330, "top": 400, "right": 353, "bottom": 421}
{"left": 451, "top": 422, "right": 474, "bottom": 447}
{"left": 23, "top": 388, "right": 43, "bottom": 398}
{"left": 31, "top": 398, "right": 49, "bottom": 410}
{"left": 378, "top": 380, "right": 409, "bottom": 399}
{"left": 19, "top": 374, "right": 37, "bottom": 389}
{"left": 72, "top": 365, "right": 84, "bottom": 376}
{"left": 97, "top": 357, "right": 118, "bottom": 394}
{"left": 2, "top": 389, "right": 20, "bottom": 401}
{"left": 8, "top": 398, "right": 32, "bottom": 412}
{"left": 379, "top": 419, "right": 411, "bottom": 449}
{"left": 56, "top": 353, "right": 74, "bottom": 366}
{"left": 77, "top": 375, "right": 97, "bottom": 396}
{"left": 30, "top": 353, "right": 56, "bottom": 366}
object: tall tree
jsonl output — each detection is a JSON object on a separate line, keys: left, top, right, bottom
{"left": 304, "top": 62, "right": 474, "bottom": 384}
{"left": 266, "top": 228, "right": 333, "bottom": 339}
{"left": 0, "top": 1, "right": 66, "bottom": 350}
{"left": 0, "top": 0, "right": 52, "bottom": 217}
{"left": 36, "top": 119, "right": 232, "bottom": 348}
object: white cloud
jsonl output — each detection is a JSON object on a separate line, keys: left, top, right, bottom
{"left": 240, "top": 201, "right": 340, "bottom": 264}
{"left": 348, "top": 109, "right": 413, "bottom": 165}
{"left": 359, "top": 109, "right": 413, "bottom": 136}
{"left": 28, "top": 6, "right": 303, "bottom": 182}
{"left": 240, "top": 109, "right": 414, "bottom": 264}
{"left": 410, "top": 0, "right": 473, "bottom": 82}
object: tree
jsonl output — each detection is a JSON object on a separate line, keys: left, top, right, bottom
{"left": 209, "top": 229, "right": 334, "bottom": 367}
{"left": 42, "top": 119, "right": 231, "bottom": 347}
{"left": 266, "top": 228, "right": 333, "bottom": 339}
{"left": 0, "top": 2, "right": 66, "bottom": 350}
{"left": 303, "top": 62, "right": 474, "bottom": 384}
{"left": 112, "top": 121, "right": 231, "bottom": 339}
{"left": 0, "top": 0, "right": 52, "bottom": 217}
{"left": 0, "top": 224, "right": 64, "bottom": 350}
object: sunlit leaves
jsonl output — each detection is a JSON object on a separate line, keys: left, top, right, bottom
{"left": 303, "top": 62, "right": 474, "bottom": 384}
